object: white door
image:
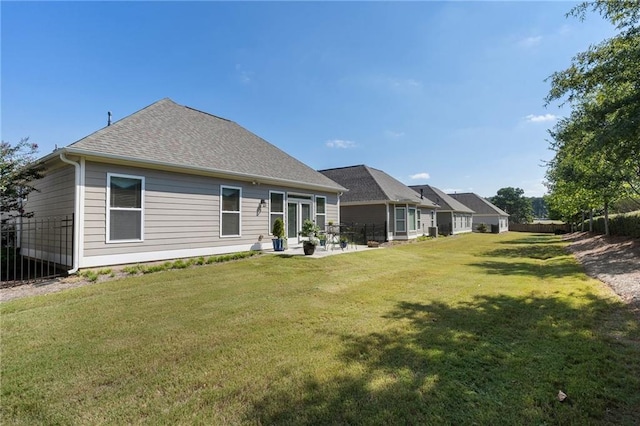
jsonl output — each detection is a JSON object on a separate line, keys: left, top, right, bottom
{"left": 287, "top": 200, "right": 312, "bottom": 244}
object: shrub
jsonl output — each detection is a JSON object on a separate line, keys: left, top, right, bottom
{"left": 122, "top": 265, "right": 142, "bottom": 275}
{"left": 476, "top": 223, "right": 488, "bottom": 233}
{"left": 272, "top": 217, "right": 285, "bottom": 239}
{"left": 583, "top": 211, "right": 640, "bottom": 238}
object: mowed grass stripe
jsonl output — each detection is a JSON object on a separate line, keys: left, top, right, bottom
{"left": 2, "top": 232, "right": 639, "bottom": 424}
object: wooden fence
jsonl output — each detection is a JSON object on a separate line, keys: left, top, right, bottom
{"left": 508, "top": 223, "right": 570, "bottom": 234}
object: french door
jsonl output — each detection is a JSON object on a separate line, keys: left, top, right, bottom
{"left": 287, "top": 199, "right": 312, "bottom": 244}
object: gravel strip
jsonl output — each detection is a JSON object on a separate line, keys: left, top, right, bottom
{"left": 564, "top": 231, "right": 640, "bottom": 320}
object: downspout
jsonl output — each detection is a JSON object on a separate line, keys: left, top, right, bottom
{"left": 59, "top": 153, "right": 80, "bottom": 274}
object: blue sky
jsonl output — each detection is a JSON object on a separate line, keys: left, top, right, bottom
{"left": 2, "top": 1, "right": 616, "bottom": 197}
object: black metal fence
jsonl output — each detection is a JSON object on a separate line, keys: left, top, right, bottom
{"left": 1, "top": 215, "right": 74, "bottom": 285}
{"left": 338, "top": 222, "right": 388, "bottom": 245}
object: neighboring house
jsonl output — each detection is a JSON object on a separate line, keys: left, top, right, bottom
{"left": 448, "top": 192, "right": 509, "bottom": 233}
{"left": 409, "top": 184, "right": 474, "bottom": 235}
{"left": 319, "top": 165, "right": 439, "bottom": 241}
{"left": 23, "top": 98, "right": 346, "bottom": 271}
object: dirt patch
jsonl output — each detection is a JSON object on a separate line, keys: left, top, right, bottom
{"left": 563, "top": 232, "right": 640, "bottom": 319}
{"left": 0, "top": 272, "right": 126, "bottom": 303}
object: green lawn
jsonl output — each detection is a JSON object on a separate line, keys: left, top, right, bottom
{"left": 2, "top": 233, "right": 639, "bottom": 424}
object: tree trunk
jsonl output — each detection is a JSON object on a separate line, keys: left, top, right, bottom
{"left": 589, "top": 209, "right": 593, "bottom": 232}
{"left": 603, "top": 200, "right": 610, "bottom": 236}
{"left": 581, "top": 211, "right": 585, "bottom": 232}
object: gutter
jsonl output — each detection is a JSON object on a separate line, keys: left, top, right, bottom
{"left": 59, "top": 153, "right": 80, "bottom": 274}
{"left": 61, "top": 148, "right": 347, "bottom": 194}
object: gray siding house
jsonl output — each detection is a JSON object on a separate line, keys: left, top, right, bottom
{"left": 24, "top": 98, "right": 345, "bottom": 270}
{"left": 448, "top": 192, "right": 509, "bottom": 233}
{"left": 319, "top": 165, "right": 439, "bottom": 241}
{"left": 409, "top": 184, "right": 474, "bottom": 235}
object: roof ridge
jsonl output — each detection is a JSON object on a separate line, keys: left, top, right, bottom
{"left": 67, "top": 98, "right": 174, "bottom": 147}
{"left": 183, "top": 105, "right": 233, "bottom": 123}
{"left": 362, "top": 165, "right": 392, "bottom": 200}
{"left": 317, "top": 164, "right": 366, "bottom": 173}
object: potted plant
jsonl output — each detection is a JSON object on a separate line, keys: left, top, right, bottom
{"left": 339, "top": 236, "right": 348, "bottom": 249}
{"left": 272, "top": 218, "right": 285, "bottom": 251}
{"left": 327, "top": 220, "right": 338, "bottom": 235}
{"left": 300, "top": 219, "right": 320, "bottom": 255}
{"left": 318, "top": 233, "right": 327, "bottom": 248}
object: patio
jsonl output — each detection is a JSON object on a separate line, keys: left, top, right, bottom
{"left": 263, "top": 244, "right": 381, "bottom": 258}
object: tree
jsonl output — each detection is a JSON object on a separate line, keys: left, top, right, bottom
{"left": 1, "top": 138, "right": 44, "bottom": 221}
{"left": 545, "top": 113, "right": 632, "bottom": 235}
{"left": 544, "top": 1, "right": 640, "bottom": 235}
{"left": 546, "top": 1, "right": 640, "bottom": 197}
{"left": 529, "top": 197, "right": 548, "bottom": 219}
{"left": 490, "top": 187, "right": 533, "bottom": 224}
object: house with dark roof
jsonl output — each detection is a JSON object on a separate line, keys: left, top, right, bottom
{"left": 447, "top": 192, "right": 509, "bottom": 233}
{"left": 409, "top": 184, "right": 474, "bottom": 235}
{"left": 23, "top": 98, "right": 346, "bottom": 270}
{"left": 319, "top": 165, "right": 439, "bottom": 241}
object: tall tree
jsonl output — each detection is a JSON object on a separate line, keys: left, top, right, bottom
{"left": 490, "top": 187, "right": 533, "bottom": 224}
{"left": 546, "top": 1, "right": 640, "bottom": 196}
{"left": 545, "top": 1, "right": 639, "bottom": 234}
{"left": 1, "top": 138, "right": 44, "bottom": 221}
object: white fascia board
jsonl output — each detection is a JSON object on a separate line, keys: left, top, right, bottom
{"left": 61, "top": 148, "right": 347, "bottom": 195}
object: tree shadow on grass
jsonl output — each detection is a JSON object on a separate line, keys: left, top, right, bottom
{"left": 467, "top": 259, "right": 587, "bottom": 280}
{"left": 248, "top": 295, "right": 640, "bottom": 425}
{"left": 472, "top": 234, "right": 582, "bottom": 279}
{"left": 481, "top": 245, "right": 568, "bottom": 260}
{"left": 496, "top": 234, "right": 565, "bottom": 245}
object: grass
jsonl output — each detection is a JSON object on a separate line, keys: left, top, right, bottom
{"left": 2, "top": 233, "right": 639, "bottom": 424}
{"left": 119, "top": 251, "right": 258, "bottom": 276}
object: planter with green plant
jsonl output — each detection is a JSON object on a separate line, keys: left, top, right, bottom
{"left": 339, "top": 236, "right": 348, "bottom": 249}
{"left": 272, "top": 218, "right": 285, "bottom": 251}
{"left": 300, "top": 219, "right": 320, "bottom": 255}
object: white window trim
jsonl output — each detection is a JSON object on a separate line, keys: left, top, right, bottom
{"left": 106, "top": 172, "right": 144, "bottom": 243}
{"left": 268, "top": 190, "right": 286, "bottom": 235}
{"left": 408, "top": 207, "right": 417, "bottom": 232}
{"left": 220, "top": 185, "right": 242, "bottom": 238}
{"left": 395, "top": 206, "right": 406, "bottom": 233}
{"left": 315, "top": 195, "right": 327, "bottom": 228}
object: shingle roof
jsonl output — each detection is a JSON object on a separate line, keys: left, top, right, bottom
{"left": 409, "top": 185, "right": 474, "bottom": 213}
{"left": 62, "top": 98, "right": 344, "bottom": 191}
{"left": 447, "top": 192, "right": 509, "bottom": 216}
{"left": 319, "top": 165, "right": 438, "bottom": 207}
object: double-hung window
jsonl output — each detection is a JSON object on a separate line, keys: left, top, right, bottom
{"left": 408, "top": 207, "right": 416, "bottom": 231}
{"left": 269, "top": 191, "right": 285, "bottom": 234}
{"left": 315, "top": 196, "right": 326, "bottom": 231}
{"left": 395, "top": 207, "right": 406, "bottom": 232}
{"left": 107, "top": 173, "right": 144, "bottom": 242}
{"left": 417, "top": 209, "right": 421, "bottom": 231}
{"left": 221, "top": 186, "right": 241, "bottom": 237}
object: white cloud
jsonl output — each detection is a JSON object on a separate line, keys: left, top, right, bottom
{"left": 385, "top": 130, "right": 405, "bottom": 139}
{"left": 363, "top": 75, "right": 423, "bottom": 94}
{"left": 235, "top": 64, "right": 253, "bottom": 84}
{"left": 558, "top": 24, "right": 571, "bottom": 36}
{"left": 410, "top": 172, "right": 430, "bottom": 180}
{"left": 522, "top": 178, "right": 548, "bottom": 197}
{"left": 525, "top": 113, "right": 557, "bottom": 123}
{"left": 388, "top": 77, "right": 422, "bottom": 90}
{"left": 326, "top": 139, "right": 356, "bottom": 149}
{"left": 519, "top": 35, "right": 542, "bottom": 48}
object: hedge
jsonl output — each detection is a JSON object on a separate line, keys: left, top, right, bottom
{"left": 581, "top": 211, "right": 640, "bottom": 238}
